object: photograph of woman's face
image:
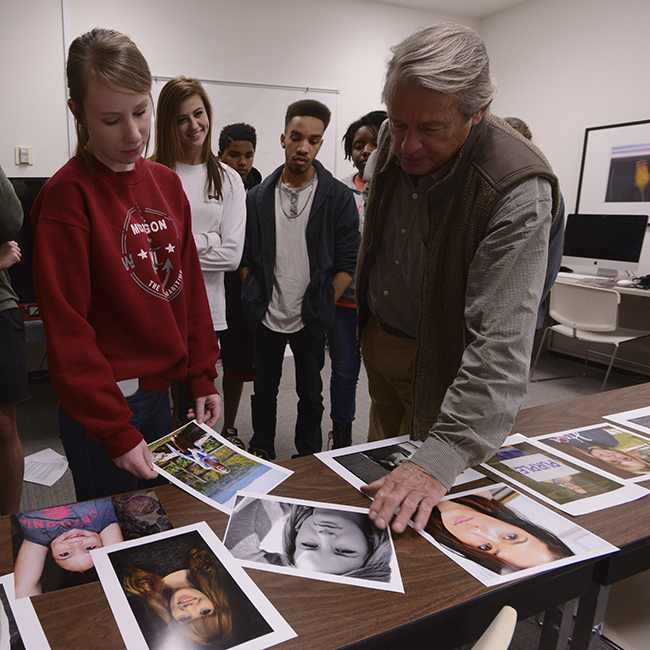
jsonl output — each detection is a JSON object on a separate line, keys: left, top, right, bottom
{"left": 436, "top": 500, "right": 554, "bottom": 569}
{"left": 588, "top": 446, "right": 648, "bottom": 470}
{"left": 169, "top": 586, "right": 214, "bottom": 624}
{"left": 294, "top": 510, "right": 369, "bottom": 575}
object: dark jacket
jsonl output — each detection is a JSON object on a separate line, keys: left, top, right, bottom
{"left": 241, "top": 159, "right": 359, "bottom": 336}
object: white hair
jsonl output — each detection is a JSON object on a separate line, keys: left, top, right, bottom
{"left": 382, "top": 23, "right": 497, "bottom": 119}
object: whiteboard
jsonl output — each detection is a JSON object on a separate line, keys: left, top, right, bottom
{"left": 151, "top": 77, "right": 339, "bottom": 179}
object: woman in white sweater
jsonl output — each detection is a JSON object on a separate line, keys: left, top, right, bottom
{"left": 154, "top": 78, "right": 246, "bottom": 437}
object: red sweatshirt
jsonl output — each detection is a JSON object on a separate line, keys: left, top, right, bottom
{"left": 31, "top": 155, "right": 220, "bottom": 458}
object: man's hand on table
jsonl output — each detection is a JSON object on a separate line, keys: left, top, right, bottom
{"left": 360, "top": 462, "right": 447, "bottom": 533}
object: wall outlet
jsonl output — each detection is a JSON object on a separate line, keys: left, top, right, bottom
{"left": 14, "top": 146, "right": 34, "bottom": 165}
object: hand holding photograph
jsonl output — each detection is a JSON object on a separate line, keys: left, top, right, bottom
{"left": 224, "top": 492, "right": 404, "bottom": 593}
{"left": 418, "top": 484, "right": 618, "bottom": 587}
{"left": 92, "top": 522, "right": 295, "bottom": 650}
{"left": 148, "top": 421, "right": 292, "bottom": 514}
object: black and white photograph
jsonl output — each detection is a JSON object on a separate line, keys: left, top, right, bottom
{"left": 316, "top": 436, "right": 482, "bottom": 492}
{"left": 224, "top": 492, "right": 403, "bottom": 593}
{"left": 92, "top": 522, "right": 295, "bottom": 650}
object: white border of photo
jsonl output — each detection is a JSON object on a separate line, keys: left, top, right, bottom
{"left": 92, "top": 521, "right": 296, "bottom": 650}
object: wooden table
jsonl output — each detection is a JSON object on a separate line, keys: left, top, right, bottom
{"left": 3, "top": 383, "right": 650, "bottom": 650}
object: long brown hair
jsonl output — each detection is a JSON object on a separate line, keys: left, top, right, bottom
{"left": 426, "top": 494, "right": 573, "bottom": 574}
{"left": 124, "top": 546, "right": 232, "bottom": 645}
{"left": 66, "top": 28, "right": 152, "bottom": 165}
{"left": 153, "top": 77, "right": 224, "bottom": 200}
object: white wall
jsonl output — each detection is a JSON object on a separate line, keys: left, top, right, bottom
{"left": 482, "top": 0, "right": 650, "bottom": 215}
{"left": 482, "top": 0, "right": 650, "bottom": 273}
{"left": 1, "top": 0, "right": 476, "bottom": 179}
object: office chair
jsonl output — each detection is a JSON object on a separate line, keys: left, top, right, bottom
{"left": 530, "top": 282, "right": 650, "bottom": 391}
{"left": 471, "top": 606, "right": 518, "bottom": 650}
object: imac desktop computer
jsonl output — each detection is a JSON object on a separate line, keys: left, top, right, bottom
{"left": 562, "top": 213, "right": 649, "bottom": 278}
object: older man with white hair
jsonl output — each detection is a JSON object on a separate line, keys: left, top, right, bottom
{"left": 357, "top": 23, "right": 561, "bottom": 532}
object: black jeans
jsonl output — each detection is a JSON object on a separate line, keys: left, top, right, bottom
{"left": 59, "top": 388, "right": 171, "bottom": 501}
{"left": 249, "top": 324, "right": 325, "bottom": 458}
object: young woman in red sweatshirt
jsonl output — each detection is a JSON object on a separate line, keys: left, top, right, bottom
{"left": 31, "top": 28, "right": 221, "bottom": 500}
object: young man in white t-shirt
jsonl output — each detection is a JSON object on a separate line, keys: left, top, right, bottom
{"left": 240, "top": 100, "right": 359, "bottom": 460}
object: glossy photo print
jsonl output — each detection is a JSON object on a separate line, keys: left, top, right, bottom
{"left": 223, "top": 492, "right": 403, "bottom": 593}
{"left": 316, "top": 436, "right": 482, "bottom": 491}
{"left": 605, "top": 404, "right": 650, "bottom": 442}
{"left": 0, "top": 574, "right": 50, "bottom": 649}
{"left": 482, "top": 434, "right": 648, "bottom": 515}
{"left": 537, "top": 424, "right": 650, "bottom": 483}
{"left": 149, "top": 421, "right": 292, "bottom": 514}
{"left": 418, "top": 484, "right": 618, "bottom": 587}
{"left": 11, "top": 490, "right": 173, "bottom": 599}
{"left": 92, "top": 522, "right": 295, "bottom": 650}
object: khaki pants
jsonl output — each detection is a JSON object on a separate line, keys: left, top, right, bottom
{"left": 361, "top": 316, "right": 417, "bottom": 441}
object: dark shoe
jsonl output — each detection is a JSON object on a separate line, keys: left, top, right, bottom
{"left": 330, "top": 422, "right": 352, "bottom": 449}
{"left": 222, "top": 428, "right": 246, "bottom": 450}
{"left": 248, "top": 446, "right": 272, "bottom": 461}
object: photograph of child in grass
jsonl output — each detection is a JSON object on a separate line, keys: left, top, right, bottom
{"left": 148, "top": 422, "right": 291, "bottom": 514}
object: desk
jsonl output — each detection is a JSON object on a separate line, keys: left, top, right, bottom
{"left": 2, "top": 384, "right": 650, "bottom": 650}
{"left": 551, "top": 274, "right": 650, "bottom": 374}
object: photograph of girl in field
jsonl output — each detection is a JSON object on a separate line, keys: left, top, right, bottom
{"left": 148, "top": 422, "right": 291, "bottom": 514}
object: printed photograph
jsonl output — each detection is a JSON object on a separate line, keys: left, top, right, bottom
{"left": 149, "top": 421, "right": 291, "bottom": 514}
{"left": 419, "top": 484, "right": 618, "bottom": 587}
{"left": 92, "top": 522, "right": 295, "bottom": 650}
{"left": 11, "top": 489, "right": 173, "bottom": 599}
{"left": 606, "top": 144, "right": 650, "bottom": 202}
{"left": 316, "top": 436, "right": 482, "bottom": 491}
{"left": 224, "top": 492, "right": 403, "bottom": 593}
{"left": 604, "top": 404, "right": 650, "bottom": 441}
{"left": 539, "top": 424, "right": 650, "bottom": 482}
{"left": 483, "top": 434, "right": 648, "bottom": 515}
{"left": 0, "top": 581, "right": 24, "bottom": 650}
{"left": 0, "top": 574, "right": 50, "bottom": 649}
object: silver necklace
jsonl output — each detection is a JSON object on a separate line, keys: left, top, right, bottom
{"left": 277, "top": 173, "right": 316, "bottom": 219}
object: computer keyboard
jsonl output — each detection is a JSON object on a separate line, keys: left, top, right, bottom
{"left": 575, "top": 276, "right": 618, "bottom": 288}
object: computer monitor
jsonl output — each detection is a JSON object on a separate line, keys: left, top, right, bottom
{"left": 5, "top": 177, "right": 49, "bottom": 303}
{"left": 562, "top": 213, "right": 649, "bottom": 277}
